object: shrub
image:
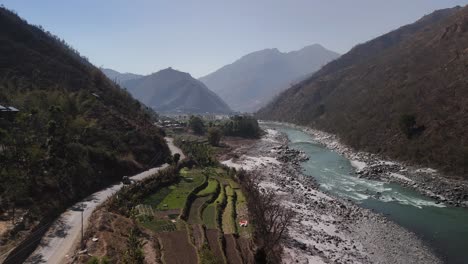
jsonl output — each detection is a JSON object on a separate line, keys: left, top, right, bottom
{"left": 207, "top": 127, "right": 222, "bottom": 146}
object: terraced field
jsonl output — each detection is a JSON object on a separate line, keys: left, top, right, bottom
{"left": 136, "top": 166, "right": 253, "bottom": 263}
{"left": 235, "top": 190, "right": 251, "bottom": 238}
{"left": 197, "top": 178, "right": 219, "bottom": 196}
{"left": 202, "top": 204, "right": 217, "bottom": 229}
{"left": 222, "top": 186, "right": 236, "bottom": 234}
{"left": 188, "top": 196, "right": 212, "bottom": 224}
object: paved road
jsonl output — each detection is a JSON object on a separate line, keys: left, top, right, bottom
{"left": 166, "top": 137, "right": 185, "bottom": 160}
{"left": 24, "top": 137, "right": 183, "bottom": 264}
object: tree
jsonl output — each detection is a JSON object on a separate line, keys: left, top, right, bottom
{"left": 173, "top": 153, "right": 181, "bottom": 164}
{"left": 238, "top": 171, "right": 295, "bottom": 263}
{"left": 188, "top": 116, "right": 204, "bottom": 135}
{"left": 221, "top": 115, "right": 262, "bottom": 138}
{"left": 399, "top": 114, "right": 416, "bottom": 138}
{"left": 399, "top": 114, "right": 425, "bottom": 139}
{"left": 207, "top": 127, "right": 222, "bottom": 146}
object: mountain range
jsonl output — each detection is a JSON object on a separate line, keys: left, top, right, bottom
{"left": 199, "top": 44, "right": 340, "bottom": 112}
{"left": 257, "top": 6, "right": 468, "bottom": 177}
{"left": 110, "top": 68, "right": 232, "bottom": 114}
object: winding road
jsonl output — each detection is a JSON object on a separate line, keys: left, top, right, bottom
{"left": 23, "top": 137, "right": 183, "bottom": 264}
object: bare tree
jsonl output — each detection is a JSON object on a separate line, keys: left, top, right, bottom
{"left": 238, "top": 170, "right": 295, "bottom": 263}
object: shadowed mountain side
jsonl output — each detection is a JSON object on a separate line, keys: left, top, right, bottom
{"left": 123, "top": 68, "right": 232, "bottom": 114}
{"left": 257, "top": 6, "right": 468, "bottom": 177}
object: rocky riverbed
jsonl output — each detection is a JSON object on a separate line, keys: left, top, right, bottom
{"left": 265, "top": 122, "right": 468, "bottom": 208}
{"left": 221, "top": 128, "right": 441, "bottom": 264}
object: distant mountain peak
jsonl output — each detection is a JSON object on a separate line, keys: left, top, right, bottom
{"left": 199, "top": 44, "right": 340, "bottom": 112}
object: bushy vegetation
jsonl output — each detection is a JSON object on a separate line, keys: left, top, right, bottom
{"left": 207, "top": 127, "right": 222, "bottom": 146}
{"left": 199, "top": 244, "right": 223, "bottom": 264}
{"left": 189, "top": 115, "right": 205, "bottom": 135}
{"left": 122, "top": 228, "right": 145, "bottom": 264}
{"left": 174, "top": 138, "right": 217, "bottom": 167}
{"left": 86, "top": 256, "right": 110, "bottom": 264}
{"left": 221, "top": 115, "right": 262, "bottom": 138}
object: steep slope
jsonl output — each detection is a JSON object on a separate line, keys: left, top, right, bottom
{"left": 101, "top": 68, "right": 142, "bottom": 84}
{"left": 0, "top": 7, "right": 170, "bottom": 224}
{"left": 123, "top": 68, "right": 232, "bottom": 114}
{"left": 200, "top": 44, "right": 340, "bottom": 112}
{"left": 258, "top": 6, "right": 468, "bottom": 177}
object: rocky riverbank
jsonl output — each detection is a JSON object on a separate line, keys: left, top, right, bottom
{"left": 263, "top": 121, "right": 468, "bottom": 208}
{"left": 221, "top": 128, "right": 441, "bottom": 264}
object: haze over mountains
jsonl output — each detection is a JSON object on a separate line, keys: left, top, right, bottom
{"left": 199, "top": 44, "right": 340, "bottom": 112}
{"left": 258, "top": 6, "right": 468, "bottom": 176}
{"left": 101, "top": 68, "right": 142, "bottom": 83}
{"left": 112, "top": 68, "right": 232, "bottom": 114}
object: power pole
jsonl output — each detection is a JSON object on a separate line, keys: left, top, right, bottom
{"left": 81, "top": 203, "right": 84, "bottom": 250}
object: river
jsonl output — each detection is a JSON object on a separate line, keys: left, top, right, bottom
{"left": 264, "top": 123, "right": 468, "bottom": 264}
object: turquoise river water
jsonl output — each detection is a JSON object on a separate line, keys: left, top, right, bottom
{"left": 265, "top": 123, "right": 468, "bottom": 264}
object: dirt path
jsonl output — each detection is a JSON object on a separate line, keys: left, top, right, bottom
{"left": 23, "top": 137, "right": 181, "bottom": 264}
{"left": 191, "top": 224, "right": 205, "bottom": 249}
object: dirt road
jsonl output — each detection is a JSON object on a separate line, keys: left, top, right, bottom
{"left": 24, "top": 137, "right": 183, "bottom": 264}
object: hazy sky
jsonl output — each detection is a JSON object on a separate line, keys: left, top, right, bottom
{"left": 1, "top": 0, "right": 467, "bottom": 77}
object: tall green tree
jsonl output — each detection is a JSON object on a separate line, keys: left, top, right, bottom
{"left": 188, "top": 116, "right": 205, "bottom": 135}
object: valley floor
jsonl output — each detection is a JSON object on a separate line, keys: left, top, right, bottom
{"left": 221, "top": 128, "right": 442, "bottom": 264}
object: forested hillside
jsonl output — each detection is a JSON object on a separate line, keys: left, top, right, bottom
{"left": 0, "top": 7, "right": 170, "bottom": 224}
{"left": 258, "top": 6, "right": 468, "bottom": 177}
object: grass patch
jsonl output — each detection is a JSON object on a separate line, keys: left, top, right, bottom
{"left": 214, "top": 184, "right": 226, "bottom": 206}
{"left": 236, "top": 190, "right": 246, "bottom": 204}
{"left": 202, "top": 204, "right": 217, "bottom": 229}
{"left": 140, "top": 219, "right": 177, "bottom": 232}
{"left": 144, "top": 168, "right": 205, "bottom": 210}
{"left": 225, "top": 185, "right": 234, "bottom": 197}
{"left": 228, "top": 179, "right": 240, "bottom": 189}
{"left": 197, "top": 179, "right": 219, "bottom": 197}
{"left": 143, "top": 187, "right": 172, "bottom": 207}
